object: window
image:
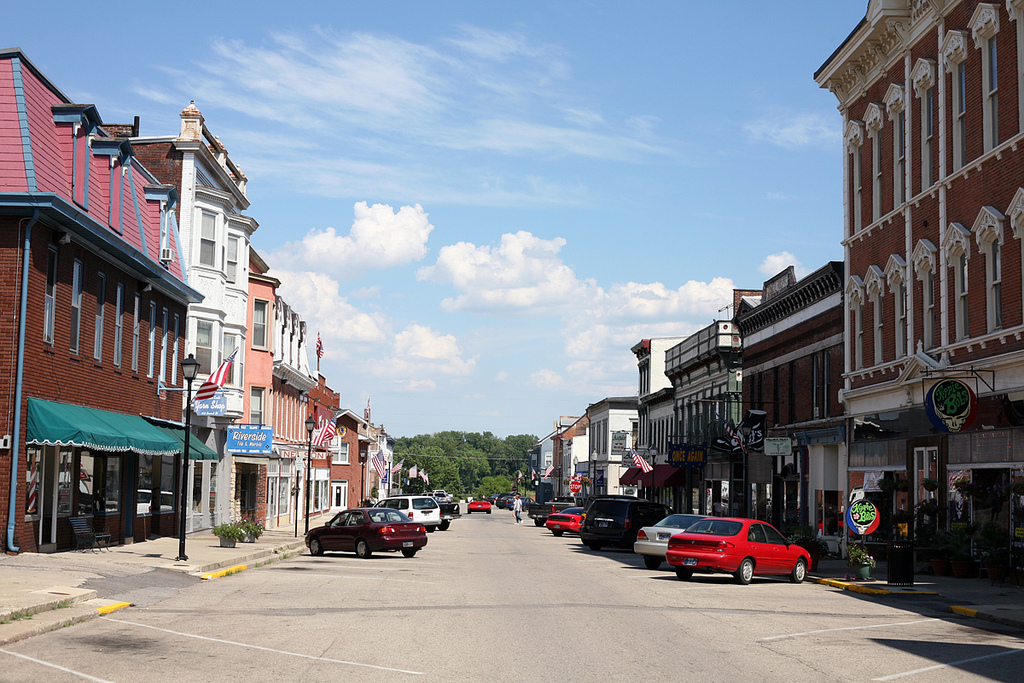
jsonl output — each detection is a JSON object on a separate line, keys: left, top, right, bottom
{"left": 147, "top": 302, "right": 156, "bottom": 378}
{"left": 852, "top": 142, "right": 863, "bottom": 232}
{"left": 854, "top": 300, "right": 864, "bottom": 370}
{"left": 955, "top": 62, "right": 967, "bottom": 170}
{"left": 922, "top": 87, "right": 934, "bottom": 188}
{"left": 895, "top": 281, "right": 907, "bottom": 358}
{"left": 44, "top": 247, "right": 57, "bottom": 344}
{"left": 872, "top": 131, "right": 882, "bottom": 220}
{"left": 955, "top": 253, "right": 969, "bottom": 341}
{"left": 812, "top": 354, "right": 821, "bottom": 419}
{"left": 70, "top": 260, "right": 83, "bottom": 354}
{"left": 224, "top": 334, "right": 242, "bottom": 387}
{"left": 987, "top": 238, "right": 1002, "bottom": 331}
{"left": 226, "top": 235, "right": 239, "bottom": 284}
{"left": 250, "top": 387, "right": 264, "bottom": 425}
{"left": 132, "top": 294, "right": 140, "bottom": 372}
{"left": 894, "top": 110, "right": 906, "bottom": 205}
{"left": 195, "top": 320, "right": 213, "bottom": 374}
{"left": 333, "top": 442, "right": 350, "bottom": 465}
{"left": 822, "top": 351, "right": 831, "bottom": 418}
{"left": 923, "top": 271, "right": 935, "bottom": 350}
{"left": 94, "top": 273, "right": 105, "bottom": 361}
{"left": 114, "top": 283, "right": 124, "bottom": 367}
{"left": 984, "top": 35, "right": 999, "bottom": 151}
{"left": 199, "top": 210, "right": 217, "bottom": 267}
{"left": 872, "top": 292, "right": 883, "bottom": 365}
{"left": 171, "top": 314, "right": 180, "bottom": 384}
{"left": 159, "top": 308, "right": 168, "bottom": 381}
{"left": 252, "top": 300, "right": 268, "bottom": 349}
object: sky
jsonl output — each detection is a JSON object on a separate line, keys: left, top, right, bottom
{"left": 6, "top": 1, "right": 868, "bottom": 439}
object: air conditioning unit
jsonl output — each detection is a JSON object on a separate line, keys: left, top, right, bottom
{"left": 160, "top": 247, "right": 174, "bottom": 262}
{"left": 0, "top": 435, "right": 10, "bottom": 450}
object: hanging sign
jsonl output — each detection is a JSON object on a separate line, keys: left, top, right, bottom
{"left": 925, "top": 379, "right": 977, "bottom": 433}
{"left": 667, "top": 443, "right": 707, "bottom": 468}
{"left": 846, "top": 499, "right": 880, "bottom": 536}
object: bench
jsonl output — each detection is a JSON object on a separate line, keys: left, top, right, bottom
{"left": 69, "top": 516, "right": 111, "bottom": 551}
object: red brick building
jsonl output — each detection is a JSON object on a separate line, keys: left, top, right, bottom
{"left": 816, "top": 1, "right": 1024, "bottom": 555}
{"left": 0, "top": 49, "right": 202, "bottom": 552}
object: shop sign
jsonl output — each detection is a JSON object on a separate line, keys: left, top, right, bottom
{"left": 763, "top": 437, "right": 791, "bottom": 457}
{"left": 227, "top": 426, "right": 273, "bottom": 454}
{"left": 846, "top": 499, "right": 880, "bottom": 536}
{"left": 611, "top": 431, "right": 629, "bottom": 463}
{"left": 925, "top": 379, "right": 977, "bottom": 433}
{"left": 193, "top": 394, "right": 227, "bottom": 416}
{"left": 667, "top": 443, "right": 707, "bottom": 468}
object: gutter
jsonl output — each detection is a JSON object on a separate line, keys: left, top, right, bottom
{"left": 7, "top": 209, "right": 39, "bottom": 553}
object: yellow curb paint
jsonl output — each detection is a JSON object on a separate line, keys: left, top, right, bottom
{"left": 97, "top": 602, "right": 131, "bottom": 615}
{"left": 950, "top": 605, "right": 978, "bottom": 617}
{"left": 813, "top": 577, "right": 890, "bottom": 595}
{"left": 200, "top": 564, "right": 247, "bottom": 580}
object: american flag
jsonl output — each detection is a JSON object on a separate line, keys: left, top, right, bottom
{"left": 715, "top": 406, "right": 746, "bottom": 454}
{"left": 313, "top": 420, "right": 336, "bottom": 448}
{"left": 516, "top": 471, "right": 522, "bottom": 483}
{"left": 316, "top": 333, "right": 324, "bottom": 359}
{"left": 409, "top": 465, "right": 418, "bottom": 478}
{"left": 631, "top": 448, "right": 653, "bottom": 473}
{"left": 544, "top": 464, "right": 554, "bottom": 478}
{"left": 391, "top": 458, "right": 405, "bottom": 474}
{"left": 372, "top": 453, "right": 387, "bottom": 480}
{"left": 420, "top": 470, "right": 429, "bottom": 484}
{"left": 531, "top": 467, "right": 537, "bottom": 480}
{"left": 194, "top": 349, "right": 237, "bottom": 401}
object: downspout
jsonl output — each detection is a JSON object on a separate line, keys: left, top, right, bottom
{"left": 7, "top": 210, "right": 39, "bottom": 553}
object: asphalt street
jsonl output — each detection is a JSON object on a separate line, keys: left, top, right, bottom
{"left": 1, "top": 512, "right": 1022, "bottom": 682}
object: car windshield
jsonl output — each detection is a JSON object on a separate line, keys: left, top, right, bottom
{"left": 588, "top": 500, "right": 629, "bottom": 517}
{"left": 560, "top": 507, "right": 583, "bottom": 515}
{"left": 685, "top": 519, "right": 743, "bottom": 536}
{"left": 412, "top": 498, "right": 438, "bottom": 510}
{"left": 655, "top": 514, "right": 704, "bottom": 529}
{"left": 369, "top": 509, "right": 412, "bottom": 523}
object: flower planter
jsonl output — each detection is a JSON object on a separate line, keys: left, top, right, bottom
{"left": 949, "top": 559, "right": 976, "bottom": 578}
{"left": 219, "top": 537, "right": 237, "bottom": 548}
{"left": 986, "top": 564, "right": 1007, "bottom": 584}
{"left": 930, "top": 557, "right": 950, "bottom": 576}
{"left": 241, "top": 534, "right": 256, "bottom": 543}
{"left": 853, "top": 562, "right": 872, "bottom": 580}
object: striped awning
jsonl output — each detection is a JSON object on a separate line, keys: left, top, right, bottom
{"left": 27, "top": 398, "right": 179, "bottom": 457}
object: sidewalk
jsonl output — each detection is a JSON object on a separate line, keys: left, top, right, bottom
{"left": 0, "top": 514, "right": 329, "bottom": 645}
{"left": 812, "top": 558, "right": 1024, "bottom": 630}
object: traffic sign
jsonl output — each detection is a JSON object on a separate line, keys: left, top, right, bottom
{"left": 569, "top": 479, "right": 582, "bottom": 493}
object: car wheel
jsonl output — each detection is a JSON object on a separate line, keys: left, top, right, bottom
{"left": 534, "top": 519, "right": 544, "bottom": 527}
{"left": 551, "top": 530, "right": 563, "bottom": 537}
{"left": 355, "top": 539, "right": 372, "bottom": 559}
{"left": 790, "top": 558, "right": 807, "bottom": 584}
{"left": 486, "top": 510, "right": 491, "bottom": 514}
{"left": 308, "top": 537, "right": 324, "bottom": 557}
{"left": 643, "top": 555, "right": 662, "bottom": 570}
{"left": 427, "top": 526, "right": 437, "bottom": 533}
{"left": 587, "top": 542, "right": 603, "bottom": 551}
{"left": 440, "top": 520, "right": 451, "bottom": 531}
{"left": 734, "top": 558, "right": 754, "bottom": 585}
{"left": 675, "top": 567, "right": 693, "bottom": 580}
{"left": 401, "top": 548, "right": 418, "bottom": 558}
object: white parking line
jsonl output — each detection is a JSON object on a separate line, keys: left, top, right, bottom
{"left": 0, "top": 649, "right": 116, "bottom": 682}
{"left": 872, "top": 646, "right": 1024, "bottom": 680}
{"left": 761, "top": 618, "right": 940, "bottom": 641}
{"left": 101, "top": 617, "right": 425, "bottom": 675}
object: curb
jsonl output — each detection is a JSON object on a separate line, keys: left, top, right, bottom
{"left": 812, "top": 577, "right": 938, "bottom": 596}
{"left": 201, "top": 564, "right": 247, "bottom": 580}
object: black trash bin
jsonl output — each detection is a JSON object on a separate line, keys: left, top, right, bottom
{"left": 887, "top": 540, "right": 914, "bottom": 586}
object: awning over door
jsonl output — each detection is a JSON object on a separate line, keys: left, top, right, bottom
{"left": 26, "top": 398, "right": 179, "bottom": 456}
{"left": 652, "top": 465, "right": 678, "bottom": 487}
{"left": 619, "top": 467, "right": 641, "bottom": 485}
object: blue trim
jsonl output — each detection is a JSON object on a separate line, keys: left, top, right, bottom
{"left": 11, "top": 58, "right": 37, "bottom": 192}
{"left": 127, "top": 161, "right": 148, "bottom": 254}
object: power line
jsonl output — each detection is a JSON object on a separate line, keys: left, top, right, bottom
{"left": 392, "top": 451, "right": 529, "bottom": 463}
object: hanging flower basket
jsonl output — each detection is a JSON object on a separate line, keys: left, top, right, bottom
{"left": 922, "top": 478, "right": 940, "bottom": 492}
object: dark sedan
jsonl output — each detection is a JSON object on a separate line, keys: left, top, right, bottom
{"left": 306, "top": 508, "right": 427, "bottom": 559}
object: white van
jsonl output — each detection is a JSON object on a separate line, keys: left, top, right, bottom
{"left": 375, "top": 496, "right": 442, "bottom": 532}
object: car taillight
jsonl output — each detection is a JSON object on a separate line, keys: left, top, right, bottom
{"left": 715, "top": 541, "right": 735, "bottom": 551}
{"left": 380, "top": 526, "right": 395, "bottom": 534}
{"left": 418, "top": 525, "right": 426, "bottom": 532}
{"left": 623, "top": 519, "right": 631, "bottom": 530}
{"left": 637, "top": 529, "right": 648, "bottom": 540}
{"left": 667, "top": 537, "right": 682, "bottom": 549}
{"left": 408, "top": 512, "right": 414, "bottom": 519}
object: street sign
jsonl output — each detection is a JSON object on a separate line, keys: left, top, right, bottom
{"left": 764, "top": 437, "right": 792, "bottom": 456}
{"left": 569, "top": 479, "right": 582, "bottom": 493}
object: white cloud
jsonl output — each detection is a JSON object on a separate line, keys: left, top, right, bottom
{"left": 744, "top": 112, "right": 839, "bottom": 149}
{"left": 531, "top": 369, "right": 564, "bottom": 389}
{"left": 271, "top": 202, "right": 433, "bottom": 278}
{"left": 759, "top": 252, "right": 811, "bottom": 279}
{"left": 376, "top": 324, "right": 478, "bottom": 380}
{"left": 495, "top": 371, "right": 509, "bottom": 382}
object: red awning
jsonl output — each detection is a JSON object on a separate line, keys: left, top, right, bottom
{"left": 652, "top": 465, "right": 677, "bottom": 487}
{"left": 636, "top": 468, "right": 654, "bottom": 486}
{"left": 619, "top": 467, "right": 641, "bottom": 485}
{"left": 661, "top": 467, "right": 689, "bottom": 488}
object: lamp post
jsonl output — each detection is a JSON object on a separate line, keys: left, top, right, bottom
{"left": 305, "top": 415, "right": 315, "bottom": 535}
{"left": 177, "top": 353, "right": 201, "bottom": 562}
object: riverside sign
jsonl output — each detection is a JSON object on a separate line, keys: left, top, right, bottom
{"left": 226, "top": 426, "right": 273, "bottom": 455}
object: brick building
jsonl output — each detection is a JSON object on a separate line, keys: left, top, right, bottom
{"left": 816, "top": 1, "right": 1024, "bottom": 555}
{"left": 0, "top": 49, "right": 202, "bottom": 552}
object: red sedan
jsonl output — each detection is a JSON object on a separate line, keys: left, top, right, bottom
{"left": 665, "top": 517, "right": 810, "bottom": 584}
{"left": 545, "top": 507, "right": 584, "bottom": 536}
{"left": 306, "top": 508, "right": 427, "bottom": 558}
{"left": 467, "top": 500, "right": 492, "bottom": 514}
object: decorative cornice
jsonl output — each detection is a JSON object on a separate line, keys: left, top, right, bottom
{"left": 865, "top": 265, "right": 885, "bottom": 298}
{"left": 912, "top": 239, "right": 938, "bottom": 277}
{"left": 970, "top": 3, "right": 1001, "bottom": 48}
{"left": 942, "top": 222, "right": 972, "bottom": 259}
{"left": 818, "top": 17, "right": 908, "bottom": 105}
{"left": 734, "top": 262, "right": 843, "bottom": 335}
{"left": 884, "top": 83, "right": 905, "bottom": 119}
{"left": 847, "top": 275, "right": 865, "bottom": 305}
{"left": 942, "top": 30, "right": 970, "bottom": 71}
{"left": 911, "top": 58, "right": 937, "bottom": 98}
{"left": 972, "top": 205, "right": 1005, "bottom": 246}
{"left": 884, "top": 254, "right": 907, "bottom": 291}
{"left": 865, "top": 102, "right": 885, "bottom": 132}
{"left": 845, "top": 119, "right": 865, "bottom": 150}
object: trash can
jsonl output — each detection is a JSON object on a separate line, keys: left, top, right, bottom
{"left": 887, "top": 540, "right": 914, "bottom": 586}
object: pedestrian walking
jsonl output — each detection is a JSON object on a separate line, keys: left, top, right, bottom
{"left": 512, "top": 494, "right": 523, "bottom": 525}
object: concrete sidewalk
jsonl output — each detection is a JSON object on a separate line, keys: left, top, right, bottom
{"left": 0, "top": 514, "right": 328, "bottom": 645}
{"left": 811, "top": 558, "right": 1024, "bottom": 630}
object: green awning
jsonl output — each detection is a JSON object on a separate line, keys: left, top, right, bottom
{"left": 26, "top": 398, "right": 180, "bottom": 457}
{"left": 151, "top": 424, "right": 218, "bottom": 460}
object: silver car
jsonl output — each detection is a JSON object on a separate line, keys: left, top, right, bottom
{"left": 633, "top": 513, "right": 708, "bottom": 569}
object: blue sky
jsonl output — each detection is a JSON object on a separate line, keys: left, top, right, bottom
{"left": 7, "top": 1, "right": 867, "bottom": 438}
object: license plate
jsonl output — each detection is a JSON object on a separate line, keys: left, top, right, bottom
{"left": 598, "top": 521, "right": 609, "bottom": 528}
{"left": 657, "top": 533, "right": 670, "bottom": 541}
{"left": 403, "top": 541, "right": 413, "bottom": 547}
{"left": 682, "top": 557, "right": 697, "bottom": 566}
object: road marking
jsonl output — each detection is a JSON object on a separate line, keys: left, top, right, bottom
{"left": 263, "top": 571, "right": 438, "bottom": 584}
{"left": 761, "top": 618, "right": 940, "bottom": 641}
{"left": 0, "top": 648, "right": 117, "bottom": 682}
{"left": 871, "top": 646, "right": 1024, "bottom": 680}
{"left": 101, "top": 617, "right": 425, "bottom": 675}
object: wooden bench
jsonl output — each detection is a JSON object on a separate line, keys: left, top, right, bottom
{"left": 69, "top": 516, "right": 111, "bottom": 551}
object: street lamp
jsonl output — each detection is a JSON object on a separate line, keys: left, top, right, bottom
{"left": 304, "top": 415, "right": 315, "bottom": 535}
{"left": 177, "top": 353, "right": 201, "bottom": 562}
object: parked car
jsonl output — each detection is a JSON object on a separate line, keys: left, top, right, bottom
{"left": 528, "top": 496, "right": 584, "bottom": 527}
{"left": 633, "top": 513, "right": 708, "bottom": 569}
{"left": 467, "top": 500, "right": 492, "bottom": 514}
{"left": 545, "top": 507, "right": 584, "bottom": 536}
{"left": 375, "top": 495, "right": 442, "bottom": 532}
{"left": 665, "top": 517, "right": 810, "bottom": 584}
{"left": 428, "top": 490, "right": 453, "bottom": 502}
{"left": 579, "top": 496, "right": 672, "bottom": 551}
{"left": 433, "top": 497, "right": 461, "bottom": 530}
{"left": 495, "top": 493, "right": 516, "bottom": 509}
{"left": 305, "top": 508, "right": 427, "bottom": 558}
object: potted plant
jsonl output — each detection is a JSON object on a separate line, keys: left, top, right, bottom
{"left": 212, "top": 521, "right": 246, "bottom": 548}
{"left": 946, "top": 523, "right": 980, "bottom": 578}
{"left": 922, "top": 477, "right": 940, "bottom": 493}
{"left": 240, "top": 518, "right": 264, "bottom": 543}
{"left": 847, "top": 542, "right": 876, "bottom": 580}
{"left": 788, "top": 526, "right": 828, "bottom": 572}
{"left": 977, "top": 522, "right": 1010, "bottom": 584}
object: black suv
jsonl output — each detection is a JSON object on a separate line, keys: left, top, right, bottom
{"left": 580, "top": 496, "right": 671, "bottom": 551}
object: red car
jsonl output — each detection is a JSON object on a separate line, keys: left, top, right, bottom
{"left": 665, "top": 517, "right": 810, "bottom": 584}
{"left": 467, "top": 500, "right": 492, "bottom": 514}
{"left": 545, "top": 507, "right": 584, "bottom": 536}
{"left": 306, "top": 508, "right": 427, "bottom": 558}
